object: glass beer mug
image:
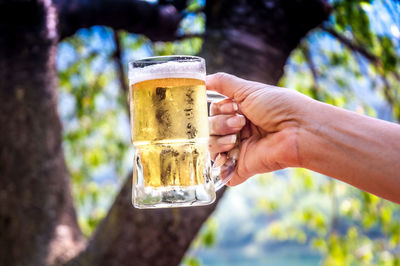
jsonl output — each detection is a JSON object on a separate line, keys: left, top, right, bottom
{"left": 128, "top": 56, "right": 237, "bottom": 208}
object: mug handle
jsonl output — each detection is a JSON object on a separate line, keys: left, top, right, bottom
{"left": 207, "top": 91, "right": 240, "bottom": 190}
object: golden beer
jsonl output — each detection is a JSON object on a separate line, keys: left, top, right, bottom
{"left": 128, "top": 55, "right": 233, "bottom": 209}
{"left": 130, "top": 78, "right": 210, "bottom": 188}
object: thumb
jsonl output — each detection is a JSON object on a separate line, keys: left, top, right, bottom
{"left": 206, "top": 72, "right": 251, "bottom": 99}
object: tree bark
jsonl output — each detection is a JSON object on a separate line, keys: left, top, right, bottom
{"left": 67, "top": 176, "right": 225, "bottom": 266}
{"left": 0, "top": 0, "right": 330, "bottom": 265}
{"left": 0, "top": 1, "right": 84, "bottom": 266}
{"left": 202, "top": 0, "right": 331, "bottom": 84}
{"left": 56, "top": 0, "right": 182, "bottom": 41}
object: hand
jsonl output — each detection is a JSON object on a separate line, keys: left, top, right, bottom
{"left": 208, "top": 73, "right": 400, "bottom": 204}
{"left": 207, "top": 73, "right": 313, "bottom": 186}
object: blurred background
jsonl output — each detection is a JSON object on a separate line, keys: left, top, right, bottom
{"left": 54, "top": 0, "right": 400, "bottom": 265}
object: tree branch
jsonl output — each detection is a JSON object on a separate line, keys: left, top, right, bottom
{"left": 320, "top": 24, "right": 379, "bottom": 64}
{"left": 159, "top": 0, "right": 187, "bottom": 12}
{"left": 112, "top": 30, "right": 130, "bottom": 114}
{"left": 321, "top": 24, "right": 400, "bottom": 121}
{"left": 176, "top": 33, "right": 205, "bottom": 40}
{"left": 381, "top": 76, "right": 400, "bottom": 122}
{"left": 301, "top": 43, "right": 323, "bottom": 101}
{"left": 67, "top": 175, "right": 225, "bottom": 266}
{"left": 301, "top": 44, "right": 319, "bottom": 87}
{"left": 56, "top": 0, "right": 182, "bottom": 41}
{"left": 321, "top": 25, "right": 400, "bottom": 82}
{"left": 181, "top": 8, "right": 205, "bottom": 17}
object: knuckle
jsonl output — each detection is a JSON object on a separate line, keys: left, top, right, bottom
{"left": 208, "top": 138, "right": 217, "bottom": 150}
{"left": 210, "top": 99, "right": 231, "bottom": 116}
{"left": 214, "top": 72, "right": 231, "bottom": 82}
{"left": 209, "top": 102, "right": 219, "bottom": 116}
{"left": 208, "top": 117, "right": 217, "bottom": 134}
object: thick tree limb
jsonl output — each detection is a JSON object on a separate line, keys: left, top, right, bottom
{"left": 159, "top": 0, "right": 187, "bottom": 12}
{"left": 56, "top": 0, "right": 182, "bottom": 41}
{"left": 202, "top": 0, "right": 331, "bottom": 84}
{"left": 67, "top": 176, "right": 225, "bottom": 266}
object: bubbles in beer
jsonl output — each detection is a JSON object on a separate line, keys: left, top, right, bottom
{"left": 131, "top": 78, "right": 209, "bottom": 187}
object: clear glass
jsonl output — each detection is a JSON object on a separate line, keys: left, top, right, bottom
{"left": 128, "top": 55, "right": 235, "bottom": 209}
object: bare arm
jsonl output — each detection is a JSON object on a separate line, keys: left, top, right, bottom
{"left": 207, "top": 72, "right": 400, "bottom": 204}
{"left": 299, "top": 101, "right": 400, "bottom": 203}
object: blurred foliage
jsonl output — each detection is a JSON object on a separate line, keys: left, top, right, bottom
{"left": 57, "top": 0, "right": 205, "bottom": 237}
{"left": 193, "top": 218, "right": 219, "bottom": 248}
{"left": 181, "top": 255, "right": 203, "bottom": 266}
{"left": 182, "top": 218, "right": 217, "bottom": 266}
{"left": 276, "top": 0, "right": 400, "bottom": 265}
{"left": 58, "top": 26, "right": 132, "bottom": 236}
{"left": 254, "top": 170, "right": 400, "bottom": 265}
{"left": 57, "top": 0, "right": 400, "bottom": 264}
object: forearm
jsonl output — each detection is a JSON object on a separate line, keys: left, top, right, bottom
{"left": 298, "top": 100, "right": 400, "bottom": 203}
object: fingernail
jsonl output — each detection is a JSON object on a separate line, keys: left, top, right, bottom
{"left": 227, "top": 115, "right": 246, "bottom": 128}
{"left": 232, "top": 102, "right": 238, "bottom": 111}
{"left": 214, "top": 153, "right": 227, "bottom": 168}
{"left": 220, "top": 102, "right": 238, "bottom": 113}
{"left": 218, "top": 134, "right": 237, "bottom": 145}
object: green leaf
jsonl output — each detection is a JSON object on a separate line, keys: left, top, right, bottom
{"left": 182, "top": 255, "right": 203, "bottom": 266}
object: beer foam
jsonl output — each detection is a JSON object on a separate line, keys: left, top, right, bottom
{"left": 129, "top": 60, "right": 206, "bottom": 84}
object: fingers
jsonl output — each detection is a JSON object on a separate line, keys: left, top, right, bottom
{"left": 227, "top": 172, "right": 248, "bottom": 186}
{"left": 209, "top": 98, "right": 245, "bottom": 136}
{"left": 209, "top": 97, "right": 245, "bottom": 161}
{"left": 206, "top": 72, "right": 245, "bottom": 98}
{"left": 209, "top": 114, "right": 246, "bottom": 136}
{"left": 206, "top": 72, "right": 261, "bottom": 101}
{"left": 210, "top": 98, "right": 239, "bottom": 116}
{"left": 208, "top": 114, "right": 244, "bottom": 160}
{"left": 209, "top": 134, "right": 237, "bottom": 160}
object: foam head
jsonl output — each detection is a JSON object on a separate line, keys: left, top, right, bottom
{"left": 128, "top": 56, "right": 206, "bottom": 84}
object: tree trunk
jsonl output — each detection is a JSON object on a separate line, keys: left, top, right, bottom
{"left": 0, "top": 0, "right": 330, "bottom": 265}
{"left": 66, "top": 176, "right": 225, "bottom": 266}
{"left": 0, "top": 2, "right": 84, "bottom": 265}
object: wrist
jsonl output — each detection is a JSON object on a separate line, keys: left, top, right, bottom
{"left": 293, "top": 97, "right": 326, "bottom": 169}
{"left": 267, "top": 93, "right": 319, "bottom": 169}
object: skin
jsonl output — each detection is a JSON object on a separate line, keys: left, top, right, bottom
{"left": 207, "top": 72, "right": 400, "bottom": 204}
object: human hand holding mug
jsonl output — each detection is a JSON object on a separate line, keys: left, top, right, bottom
{"left": 206, "top": 72, "right": 400, "bottom": 205}
{"left": 207, "top": 72, "right": 312, "bottom": 186}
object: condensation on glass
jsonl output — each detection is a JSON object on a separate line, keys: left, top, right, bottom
{"left": 128, "top": 56, "right": 236, "bottom": 209}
